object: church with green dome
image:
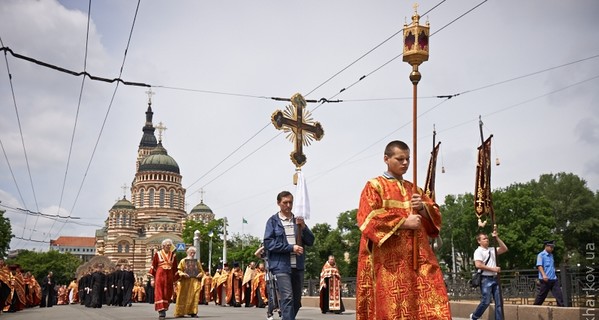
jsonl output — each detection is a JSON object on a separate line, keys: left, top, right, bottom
{"left": 91, "top": 96, "right": 215, "bottom": 280}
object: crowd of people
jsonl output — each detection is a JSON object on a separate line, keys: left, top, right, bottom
{"left": 2, "top": 140, "right": 568, "bottom": 320}
{"left": 0, "top": 259, "right": 43, "bottom": 313}
{"left": 0, "top": 258, "right": 157, "bottom": 315}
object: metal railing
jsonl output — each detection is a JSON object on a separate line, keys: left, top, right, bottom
{"left": 304, "top": 265, "right": 598, "bottom": 308}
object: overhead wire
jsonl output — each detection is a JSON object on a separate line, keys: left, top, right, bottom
{"left": 50, "top": 0, "right": 143, "bottom": 241}
{"left": 2, "top": 1, "right": 594, "bottom": 242}
{"left": 44, "top": 0, "right": 93, "bottom": 241}
{"left": 184, "top": 2, "right": 456, "bottom": 196}
{"left": 0, "top": 36, "right": 41, "bottom": 238}
{"left": 304, "top": 0, "right": 447, "bottom": 97}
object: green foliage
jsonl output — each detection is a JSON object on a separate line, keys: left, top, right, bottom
{"left": 6, "top": 250, "right": 82, "bottom": 285}
{"left": 181, "top": 219, "right": 263, "bottom": 272}
{"left": 177, "top": 171, "right": 597, "bottom": 281}
{"left": 0, "top": 209, "right": 12, "bottom": 259}
{"left": 225, "top": 233, "right": 262, "bottom": 268}
{"left": 437, "top": 194, "right": 479, "bottom": 275}
{"left": 304, "top": 210, "right": 359, "bottom": 279}
{"left": 181, "top": 218, "right": 225, "bottom": 272}
{"left": 438, "top": 172, "right": 599, "bottom": 273}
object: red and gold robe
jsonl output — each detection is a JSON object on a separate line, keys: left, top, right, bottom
{"left": 11, "top": 271, "right": 26, "bottom": 311}
{"left": 241, "top": 266, "right": 256, "bottom": 303}
{"left": 57, "top": 285, "right": 68, "bottom": 305}
{"left": 200, "top": 274, "right": 212, "bottom": 304}
{"left": 356, "top": 176, "right": 451, "bottom": 320}
{"left": 319, "top": 261, "right": 342, "bottom": 312}
{"left": 149, "top": 249, "right": 177, "bottom": 312}
{"left": 213, "top": 270, "right": 228, "bottom": 305}
{"left": 226, "top": 267, "right": 243, "bottom": 305}
{"left": 67, "top": 279, "right": 78, "bottom": 304}
{"left": 250, "top": 269, "right": 267, "bottom": 307}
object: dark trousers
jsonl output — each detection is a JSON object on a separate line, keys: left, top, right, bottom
{"left": 244, "top": 286, "right": 252, "bottom": 307}
{"left": 534, "top": 279, "right": 564, "bottom": 306}
{"left": 40, "top": 289, "right": 55, "bottom": 308}
{"left": 0, "top": 282, "right": 10, "bottom": 311}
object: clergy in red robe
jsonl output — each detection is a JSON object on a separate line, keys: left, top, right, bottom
{"left": 226, "top": 262, "right": 243, "bottom": 307}
{"left": 199, "top": 271, "right": 212, "bottom": 305}
{"left": 250, "top": 263, "right": 268, "bottom": 308}
{"left": 319, "top": 255, "right": 344, "bottom": 314}
{"left": 149, "top": 239, "right": 178, "bottom": 320}
{"left": 356, "top": 140, "right": 451, "bottom": 320}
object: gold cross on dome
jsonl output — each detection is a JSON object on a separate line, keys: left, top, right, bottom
{"left": 271, "top": 93, "right": 324, "bottom": 168}
{"left": 121, "top": 183, "right": 128, "bottom": 198}
{"left": 154, "top": 121, "right": 167, "bottom": 142}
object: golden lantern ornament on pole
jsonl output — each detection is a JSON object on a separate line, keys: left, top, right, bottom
{"left": 403, "top": 3, "right": 429, "bottom": 271}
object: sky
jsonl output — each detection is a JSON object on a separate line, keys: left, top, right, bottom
{"left": 1, "top": 0, "right": 598, "bottom": 252}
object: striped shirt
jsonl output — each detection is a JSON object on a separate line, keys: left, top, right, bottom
{"left": 279, "top": 212, "right": 297, "bottom": 268}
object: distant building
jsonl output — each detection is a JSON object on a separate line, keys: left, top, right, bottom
{"left": 50, "top": 236, "right": 96, "bottom": 262}
{"left": 92, "top": 97, "right": 215, "bottom": 281}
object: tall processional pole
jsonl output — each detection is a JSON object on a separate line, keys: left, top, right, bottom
{"left": 474, "top": 116, "right": 504, "bottom": 316}
{"left": 402, "top": 3, "right": 430, "bottom": 270}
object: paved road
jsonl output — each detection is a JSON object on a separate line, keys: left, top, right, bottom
{"left": 0, "top": 303, "right": 352, "bottom": 320}
{"left": 0, "top": 303, "right": 470, "bottom": 319}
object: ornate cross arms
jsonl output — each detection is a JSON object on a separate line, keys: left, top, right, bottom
{"left": 271, "top": 93, "right": 324, "bottom": 168}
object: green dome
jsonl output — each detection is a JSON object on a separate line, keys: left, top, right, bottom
{"left": 190, "top": 201, "right": 213, "bottom": 215}
{"left": 111, "top": 196, "right": 135, "bottom": 210}
{"left": 139, "top": 142, "right": 180, "bottom": 174}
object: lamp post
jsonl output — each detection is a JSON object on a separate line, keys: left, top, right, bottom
{"left": 403, "top": 3, "right": 429, "bottom": 271}
{"left": 193, "top": 230, "right": 200, "bottom": 260}
{"left": 222, "top": 217, "right": 227, "bottom": 265}
{"left": 208, "top": 230, "right": 214, "bottom": 275}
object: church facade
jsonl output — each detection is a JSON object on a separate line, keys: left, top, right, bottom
{"left": 93, "top": 98, "right": 214, "bottom": 280}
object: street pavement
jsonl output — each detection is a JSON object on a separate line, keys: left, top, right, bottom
{"left": 0, "top": 303, "right": 470, "bottom": 319}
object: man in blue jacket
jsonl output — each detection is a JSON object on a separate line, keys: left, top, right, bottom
{"left": 263, "top": 190, "right": 315, "bottom": 320}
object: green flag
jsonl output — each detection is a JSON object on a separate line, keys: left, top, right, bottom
{"left": 242, "top": 218, "right": 248, "bottom": 224}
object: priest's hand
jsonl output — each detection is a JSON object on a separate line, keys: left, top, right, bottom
{"left": 181, "top": 273, "right": 189, "bottom": 278}
{"left": 401, "top": 214, "right": 422, "bottom": 230}
{"left": 411, "top": 194, "right": 425, "bottom": 212}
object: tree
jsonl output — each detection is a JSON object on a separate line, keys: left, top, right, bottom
{"left": 492, "top": 183, "right": 556, "bottom": 269}
{"left": 531, "top": 173, "right": 599, "bottom": 264}
{"left": 0, "top": 209, "right": 12, "bottom": 259}
{"left": 181, "top": 218, "right": 225, "bottom": 272}
{"left": 438, "top": 194, "right": 479, "bottom": 276}
{"left": 225, "top": 233, "right": 262, "bottom": 268}
{"left": 438, "top": 172, "right": 598, "bottom": 272}
{"left": 336, "top": 209, "right": 360, "bottom": 277}
{"left": 305, "top": 222, "right": 350, "bottom": 279}
{"left": 7, "top": 250, "right": 82, "bottom": 285}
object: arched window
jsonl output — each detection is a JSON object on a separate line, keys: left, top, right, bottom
{"left": 159, "top": 189, "right": 165, "bottom": 207}
{"left": 149, "top": 189, "right": 155, "bottom": 207}
{"left": 118, "top": 244, "right": 123, "bottom": 253}
{"left": 125, "top": 244, "right": 130, "bottom": 253}
{"left": 119, "top": 214, "right": 125, "bottom": 226}
{"left": 169, "top": 190, "right": 174, "bottom": 208}
{"left": 140, "top": 189, "right": 145, "bottom": 207}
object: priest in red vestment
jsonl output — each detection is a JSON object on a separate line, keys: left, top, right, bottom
{"left": 356, "top": 140, "right": 451, "bottom": 320}
{"left": 319, "top": 255, "right": 344, "bottom": 314}
{"left": 149, "top": 239, "right": 178, "bottom": 320}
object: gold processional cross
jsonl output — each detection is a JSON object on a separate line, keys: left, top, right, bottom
{"left": 271, "top": 93, "right": 324, "bottom": 169}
